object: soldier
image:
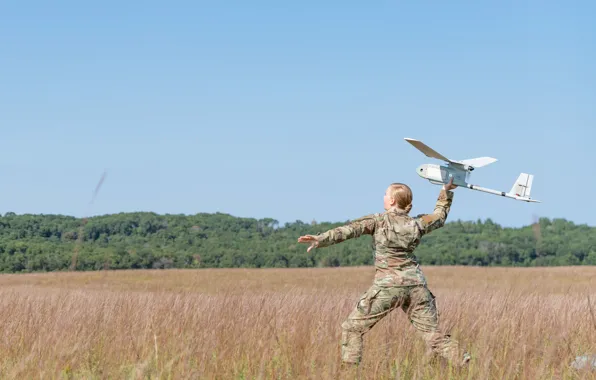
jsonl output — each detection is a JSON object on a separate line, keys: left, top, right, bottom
{"left": 297, "top": 178, "right": 470, "bottom": 367}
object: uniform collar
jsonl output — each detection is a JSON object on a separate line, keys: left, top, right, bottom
{"left": 386, "top": 207, "right": 408, "bottom": 215}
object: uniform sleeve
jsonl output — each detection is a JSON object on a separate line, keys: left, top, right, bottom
{"left": 414, "top": 189, "right": 454, "bottom": 235}
{"left": 315, "top": 214, "right": 377, "bottom": 248}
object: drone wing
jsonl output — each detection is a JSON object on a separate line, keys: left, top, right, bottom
{"left": 460, "top": 157, "right": 498, "bottom": 168}
{"left": 404, "top": 138, "right": 452, "bottom": 162}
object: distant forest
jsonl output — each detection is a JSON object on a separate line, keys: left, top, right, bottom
{"left": 0, "top": 211, "right": 594, "bottom": 273}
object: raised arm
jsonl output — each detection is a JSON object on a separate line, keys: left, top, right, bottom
{"left": 415, "top": 179, "right": 456, "bottom": 236}
{"left": 297, "top": 214, "right": 377, "bottom": 251}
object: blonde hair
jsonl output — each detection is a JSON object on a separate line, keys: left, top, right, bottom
{"left": 388, "top": 183, "right": 413, "bottom": 213}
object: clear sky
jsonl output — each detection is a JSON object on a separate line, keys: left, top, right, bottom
{"left": 1, "top": 1, "right": 594, "bottom": 228}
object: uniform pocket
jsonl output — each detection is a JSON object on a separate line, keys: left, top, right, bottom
{"left": 428, "top": 288, "right": 438, "bottom": 316}
{"left": 421, "top": 286, "right": 438, "bottom": 318}
{"left": 356, "top": 287, "right": 382, "bottom": 315}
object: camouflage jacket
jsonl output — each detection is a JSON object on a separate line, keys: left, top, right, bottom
{"left": 314, "top": 189, "right": 454, "bottom": 287}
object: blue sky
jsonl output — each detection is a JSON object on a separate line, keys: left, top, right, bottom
{"left": 1, "top": 1, "right": 594, "bottom": 228}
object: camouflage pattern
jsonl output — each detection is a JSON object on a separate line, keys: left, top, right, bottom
{"left": 340, "top": 283, "right": 465, "bottom": 365}
{"left": 315, "top": 189, "right": 454, "bottom": 288}
{"left": 313, "top": 189, "right": 468, "bottom": 366}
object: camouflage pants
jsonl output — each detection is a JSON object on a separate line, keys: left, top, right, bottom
{"left": 341, "top": 284, "right": 465, "bottom": 365}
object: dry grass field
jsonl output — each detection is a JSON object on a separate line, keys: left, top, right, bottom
{"left": 0, "top": 266, "right": 595, "bottom": 379}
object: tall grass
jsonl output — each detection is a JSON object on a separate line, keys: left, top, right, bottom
{"left": 0, "top": 266, "right": 594, "bottom": 379}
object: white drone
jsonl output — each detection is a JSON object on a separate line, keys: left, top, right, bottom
{"left": 405, "top": 138, "right": 540, "bottom": 203}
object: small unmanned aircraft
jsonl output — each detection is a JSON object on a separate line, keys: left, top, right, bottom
{"left": 405, "top": 138, "right": 540, "bottom": 203}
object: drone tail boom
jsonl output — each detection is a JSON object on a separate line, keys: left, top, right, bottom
{"left": 465, "top": 172, "right": 540, "bottom": 202}
{"left": 467, "top": 182, "right": 540, "bottom": 203}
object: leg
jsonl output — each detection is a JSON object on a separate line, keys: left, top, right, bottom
{"left": 401, "top": 286, "right": 469, "bottom": 366}
{"left": 341, "top": 284, "right": 407, "bottom": 365}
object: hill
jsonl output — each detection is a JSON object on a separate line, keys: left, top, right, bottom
{"left": 0, "top": 211, "right": 594, "bottom": 272}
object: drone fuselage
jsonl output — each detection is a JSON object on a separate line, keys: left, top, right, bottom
{"left": 416, "top": 163, "right": 470, "bottom": 187}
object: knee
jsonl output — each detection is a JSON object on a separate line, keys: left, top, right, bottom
{"left": 341, "top": 318, "right": 365, "bottom": 335}
{"left": 341, "top": 319, "right": 356, "bottom": 332}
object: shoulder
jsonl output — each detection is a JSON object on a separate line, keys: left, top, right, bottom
{"left": 347, "top": 213, "right": 383, "bottom": 224}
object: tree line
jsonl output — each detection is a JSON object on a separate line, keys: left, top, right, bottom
{"left": 0, "top": 211, "right": 593, "bottom": 273}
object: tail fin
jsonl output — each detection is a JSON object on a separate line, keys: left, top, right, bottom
{"left": 509, "top": 173, "right": 533, "bottom": 198}
{"left": 460, "top": 157, "right": 498, "bottom": 168}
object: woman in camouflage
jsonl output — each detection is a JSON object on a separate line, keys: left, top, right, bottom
{"left": 298, "top": 178, "right": 470, "bottom": 367}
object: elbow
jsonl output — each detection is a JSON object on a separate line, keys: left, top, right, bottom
{"left": 433, "top": 218, "right": 446, "bottom": 229}
{"left": 435, "top": 213, "right": 448, "bottom": 227}
{"left": 433, "top": 208, "right": 448, "bottom": 218}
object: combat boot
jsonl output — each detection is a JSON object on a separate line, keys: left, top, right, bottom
{"left": 461, "top": 352, "right": 471, "bottom": 366}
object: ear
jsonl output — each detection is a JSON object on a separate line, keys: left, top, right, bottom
{"left": 390, "top": 197, "right": 397, "bottom": 206}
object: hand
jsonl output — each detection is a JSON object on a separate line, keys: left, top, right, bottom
{"left": 297, "top": 235, "right": 319, "bottom": 252}
{"left": 443, "top": 177, "right": 458, "bottom": 191}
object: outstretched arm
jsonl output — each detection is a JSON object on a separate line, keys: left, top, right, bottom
{"left": 415, "top": 178, "right": 457, "bottom": 236}
{"left": 298, "top": 215, "right": 377, "bottom": 252}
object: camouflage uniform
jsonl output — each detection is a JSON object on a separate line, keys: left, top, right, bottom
{"left": 313, "top": 189, "right": 468, "bottom": 366}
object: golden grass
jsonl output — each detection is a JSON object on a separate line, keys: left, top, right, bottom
{"left": 0, "top": 266, "right": 595, "bottom": 379}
